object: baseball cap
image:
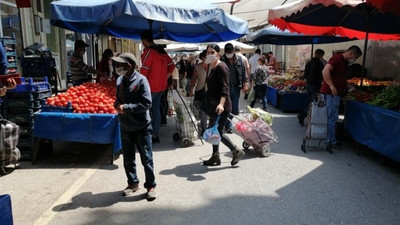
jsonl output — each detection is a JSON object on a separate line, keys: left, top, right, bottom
{"left": 111, "top": 53, "right": 138, "bottom": 66}
{"left": 224, "top": 43, "right": 234, "bottom": 53}
{"left": 74, "top": 40, "right": 89, "bottom": 48}
{"left": 234, "top": 45, "right": 241, "bottom": 51}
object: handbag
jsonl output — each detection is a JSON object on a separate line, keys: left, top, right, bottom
{"left": 203, "top": 115, "right": 221, "bottom": 145}
{"left": 0, "top": 116, "right": 21, "bottom": 163}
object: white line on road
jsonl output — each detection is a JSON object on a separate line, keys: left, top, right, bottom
{"left": 33, "top": 152, "right": 107, "bottom": 225}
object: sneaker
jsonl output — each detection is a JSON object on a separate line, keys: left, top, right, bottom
{"left": 231, "top": 148, "right": 245, "bottom": 166}
{"left": 152, "top": 136, "right": 160, "bottom": 143}
{"left": 146, "top": 187, "right": 157, "bottom": 200}
{"left": 122, "top": 183, "right": 140, "bottom": 196}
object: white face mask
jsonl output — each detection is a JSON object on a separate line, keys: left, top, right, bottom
{"left": 205, "top": 54, "right": 217, "bottom": 64}
{"left": 116, "top": 67, "right": 128, "bottom": 76}
{"left": 226, "top": 53, "right": 234, "bottom": 59}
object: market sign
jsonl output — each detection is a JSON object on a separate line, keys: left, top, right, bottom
{"left": 16, "top": 0, "right": 31, "bottom": 8}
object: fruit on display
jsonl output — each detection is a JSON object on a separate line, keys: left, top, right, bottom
{"left": 46, "top": 81, "right": 117, "bottom": 114}
{"left": 368, "top": 84, "right": 400, "bottom": 110}
{"left": 345, "top": 89, "right": 374, "bottom": 102}
{"left": 347, "top": 77, "right": 392, "bottom": 86}
{"left": 267, "top": 75, "right": 306, "bottom": 93}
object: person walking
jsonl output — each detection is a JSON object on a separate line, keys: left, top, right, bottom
{"left": 249, "top": 56, "right": 269, "bottom": 111}
{"left": 69, "top": 40, "right": 96, "bottom": 86}
{"left": 113, "top": 53, "right": 157, "bottom": 200}
{"left": 202, "top": 44, "right": 245, "bottom": 166}
{"left": 320, "top": 45, "right": 362, "bottom": 152}
{"left": 297, "top": 49, "right": 325, "bottom": 125}
{"left": 247, "top": 49, "right": 261, "bottom": 99}
{"left": 140, "top": 30, "right": 175, "bottom": 143}
{"left": 220, "top": 43, "right": 248, "bottom": 133}
{"left": 190, "top": 50, "right": 208, "bottom": 135}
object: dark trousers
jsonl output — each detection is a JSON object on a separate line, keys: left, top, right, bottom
{"left": 121, "top": 125, "right": 156, "bottom": 189}
{"left": 209, "top": 111, "right": 236, "bottom": 153}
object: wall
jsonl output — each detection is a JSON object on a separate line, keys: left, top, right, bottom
{"left": 369, "top": 41, "right": 400, "bottom": 80}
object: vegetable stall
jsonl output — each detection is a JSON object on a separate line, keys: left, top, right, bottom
{"left": 344, "top": 78, "right": 400, "bottom": 163}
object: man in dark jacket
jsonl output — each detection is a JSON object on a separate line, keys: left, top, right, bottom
{"left": 69, "top": 40, "right": 97, "bottom": 86}
{"left": 297, "top": 49, "right": 325, "bottom": 125}
{"left": 221, "top": 43, "right": 248, "bottom": 133}
{"left": 113, "top": 53, "right": 156, "bottom": 200}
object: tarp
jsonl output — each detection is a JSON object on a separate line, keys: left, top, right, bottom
{"left": 50, "top": 0, "right": 249, "bottom": 43}
{"left": 345, "top": 100, "right": 400, "bottom": 163}
{"left": 246, "top": 26, "right": 354, "bottom": 45}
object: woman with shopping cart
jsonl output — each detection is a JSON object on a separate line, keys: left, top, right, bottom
{"left": 202, "top": 44, "right": 245, "bottom": 166}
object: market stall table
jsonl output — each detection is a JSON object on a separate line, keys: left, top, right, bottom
{"left": 267, "top": 85, "right": 309, "bottom": 112}
{"left": 33, "top": 112, "right": 122, "bottom": 164}
{"left": 345, "top": 100, "right": 400, "bottom": 163}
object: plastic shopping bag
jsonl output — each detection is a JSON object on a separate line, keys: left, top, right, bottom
{"left": 247, "top": 105, "right": 273, "bottom": 126}
{"left": 203, "top": 115, "right": 221, "bottom": 145}
{"left": 247, "top": 87, "right": 255, "bottom": 102}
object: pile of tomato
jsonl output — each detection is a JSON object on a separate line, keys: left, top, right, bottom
{"left": 45, "top": 81, "right": 117, "bottom": 114}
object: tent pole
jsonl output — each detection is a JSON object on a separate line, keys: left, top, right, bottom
{"left": 361, "top": 12, "right": 371, "bottom": 87}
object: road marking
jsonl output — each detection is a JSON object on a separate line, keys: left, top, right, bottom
{"left": 33, "top": 152, "right": 108, "bottom": 225}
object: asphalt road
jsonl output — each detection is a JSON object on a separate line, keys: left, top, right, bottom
{"left": 1, "top": 95, "right": 399, "bottom": 225}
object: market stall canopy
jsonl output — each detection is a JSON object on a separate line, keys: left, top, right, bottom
{"left": 166, "top": 43, "right": 200, "bottom": 53}
{"left": 246, "top": 26, "right": 355, "bottom": 45}
{"left": 212, "top": 0, "right": 299, "bottom": 29}
{"left": 267, "top": 0, "right": 400, "bottom": 41}
{"left": 366, "top": 0, "right": 400, "bottom": 15}
{"left": 217, "top": 40, "right": 255, "bottom": 54}
{"left": 50, "top": 0, "right": 249, "bottom": 43}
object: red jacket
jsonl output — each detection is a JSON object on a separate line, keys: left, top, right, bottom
{"left": 140, "top": 46, "right": 175, "bottom": 93}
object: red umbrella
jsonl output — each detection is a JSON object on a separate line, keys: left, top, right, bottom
{"left": 366, "top": 0, "right": 400, "bottom": 15}
{"left": 267, "top": 0, "right": 400, "bottom": 82}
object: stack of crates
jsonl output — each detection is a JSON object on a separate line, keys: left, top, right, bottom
{"left": 0, "top": 77, "right": 52, "bottom": 160}
{"left": 21, "top": 52, "right": 58, "bottom": 94}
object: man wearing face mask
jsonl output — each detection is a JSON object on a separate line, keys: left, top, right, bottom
{"left": 221, "top": 43, "right": 248, "bottom": 134}
{"left": 113, "top": 53, "right": 157, "bottom": 200}
{"left": 140, "top": 30, "right": 175, "bottom": 143}
{"left": 320, "top": 45, "right": 362, "bottom": 153}
{"left": 69, "top": 40, "right": 97, "bottom": 86}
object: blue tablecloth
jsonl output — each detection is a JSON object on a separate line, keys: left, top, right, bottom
{"left": 345, "top": 100, "right": 400, "bottom": 163}
{"left": 267, "top": 86, "right": 278, "bottom": 107}
{"left": 34, "top": 112, "right": 122, "bottom": 154}
{"left": 278, "top": 91, "right": 310, "bottom": 112}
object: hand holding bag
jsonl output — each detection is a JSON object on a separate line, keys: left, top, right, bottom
{"left": 203, "top": 115, "right": 221, "bottom": 145}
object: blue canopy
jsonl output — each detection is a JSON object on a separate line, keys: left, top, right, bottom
{"left": 50, "top": 0, "right": 249, "bottom": 43}
{"left": 246, "top": 26, "right": 354, "bottom": 45}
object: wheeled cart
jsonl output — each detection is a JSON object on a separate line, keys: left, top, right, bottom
{"left": 171, "top": 89, "right": 203, "bottom": 147}
{"left": 301, "top": 94, "right": 330, "bottom": 153}
{"left": 233, "top": 114, "right": 278, "bottom": 157}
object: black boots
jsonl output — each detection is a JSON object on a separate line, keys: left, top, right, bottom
{"left": 203, "top": 152, "right": 221, "bottom": 166}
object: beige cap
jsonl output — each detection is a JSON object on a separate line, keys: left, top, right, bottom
{"left": 111, "top": 53, "right": 138, "bottom": 66}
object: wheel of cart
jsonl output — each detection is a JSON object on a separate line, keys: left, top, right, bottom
{"left": 172, "top": 132, "right": 194, "bottom": 147}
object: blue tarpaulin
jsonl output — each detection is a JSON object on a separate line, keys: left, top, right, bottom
{"left": 50, "top": 0, "right": 249, "bottom": 43}
{"left": 345, "top": 100, "right": 400, "bottom": 163}
{"left": 34, "top": 112, "right": 121, "bottom": 154}
{"left": 0, "top": 194, "right": 13, "bottom": 225}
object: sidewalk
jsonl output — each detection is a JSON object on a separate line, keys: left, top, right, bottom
{"left": 1, "top": 94, "right": 400, "bottom": 225}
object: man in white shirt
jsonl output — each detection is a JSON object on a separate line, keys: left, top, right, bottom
{"left": 247, "top": 48, "right": 261, "bottom": 99}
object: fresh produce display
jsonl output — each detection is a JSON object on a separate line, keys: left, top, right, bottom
{"left": 45, "top": 81, "right": 117, "bottom": 114}
{"left": 347, "top": 77, "right": 392, "bottom": 86}
{"left": 267, "top": 74, "right": 307, "bottom": 93}
{"left": 345, "top": 89, "right": 375, "bottom": 102}
{"left": 367, "top": 84, "right": 400, "bottom": 110}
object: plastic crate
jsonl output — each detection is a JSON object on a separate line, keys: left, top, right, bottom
{"left": 6, "top": 90, "right": 52, "bottom": 100}
{"left": 2, "top": 98, "right": 41, "bottom": 108}
{"left": 17, "top": 135, "right": 35, "bottom": 148}
{"left": 19, "top": 147, "right": 33, "bottom": 161}
{"left": 2, "top": 38, "right": 16, "bottom": 45}
{"left": 5, "top": 107, "right": 40, "bottom": 115}
{"left": 7, "top": 77, "right": 51, "bottom": 93}
{"left": 3, "top": 112, "right": 34, "bottom": 124}
{"left": 41, "top": 103, "right": 73, "bottom": 113}
{"left": 20, "top": 125, "right": 34, "bottom": 136}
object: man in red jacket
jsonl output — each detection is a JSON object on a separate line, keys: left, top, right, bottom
{"left": 140, "top": 30, "right": 175, "bottom": 143}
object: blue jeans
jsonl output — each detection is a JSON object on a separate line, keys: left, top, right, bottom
{"left": 121, "top": 125, "right": 156, "bottom": 189}
{"left": 225, "top": 85, "right": 241, "bottom": 129}
{"left": 151, "top": 92, "right": 164, "bottom": 136}
{"left": 250, "top": 84, "right": 268, "bottom": 110}
{"left": 325, "top": 94, "right": 341, "bottom": 145}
